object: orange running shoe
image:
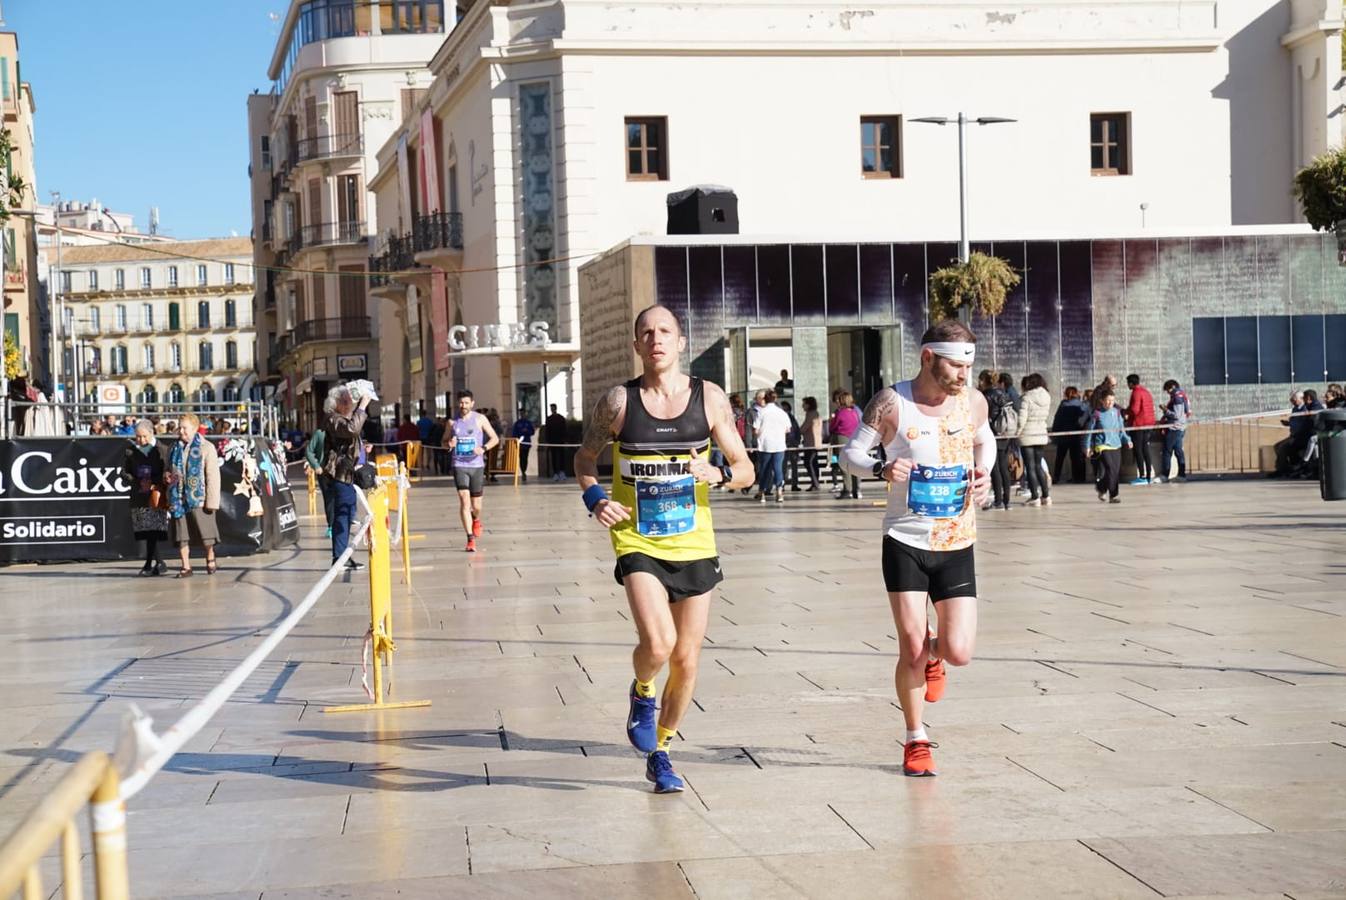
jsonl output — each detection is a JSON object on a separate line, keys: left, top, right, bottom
{"left": 465, "top": 536, "right": 477, "bottom": 553}
{"left": 924, "top": 656, "right": 947, "bottom": 703}
{"left": 902, "top": 739, "right": 938, "bottom": 777}
{"left": 472, "top": 518, "right": 483, "bottom": 538}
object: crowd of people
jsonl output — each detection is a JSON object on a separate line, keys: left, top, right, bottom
{"left": 1272, "top": 383, "right": 1344, "bottom": 478}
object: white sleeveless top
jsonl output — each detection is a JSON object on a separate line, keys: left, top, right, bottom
{"left": 881, "top": 381, "right": 978, "bottom": 552}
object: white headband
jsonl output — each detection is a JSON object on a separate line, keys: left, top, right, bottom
{"left": 922, "top": 341, "right": 976, "bottom": 363}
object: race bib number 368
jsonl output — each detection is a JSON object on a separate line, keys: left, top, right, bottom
{"left": 908, "top": 464, "right": 968, "bottom": 519}
{"left": 635, "top": 476, "right": 696, "bottom": 537}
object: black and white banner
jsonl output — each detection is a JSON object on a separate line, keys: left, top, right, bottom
{"left": 0, "top": 436, "right": 301, "bottom": 562}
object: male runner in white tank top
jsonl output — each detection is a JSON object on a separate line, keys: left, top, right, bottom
{"left": 841, "top": 320, "right": 994, "bottom": 776}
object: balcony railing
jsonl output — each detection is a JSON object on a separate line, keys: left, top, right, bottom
{"left": 413, "top": 211, "right": 464, "bottom": 253}
{"left": 295, "top": 132, "right": 364, "bottom": 163}
{"left": 301, "top": 221, "right": 366, "bottom": 250}
{"left": 294, "top": 316, "right": 371, "bottom": 346}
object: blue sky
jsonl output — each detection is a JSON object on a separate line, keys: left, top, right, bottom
{"left": 6, "top": 0, "right": 284, "bottom": 239}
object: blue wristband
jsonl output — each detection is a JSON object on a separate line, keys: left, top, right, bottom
{"left": 582, "top": 484, "right": 609, "bottom": 513}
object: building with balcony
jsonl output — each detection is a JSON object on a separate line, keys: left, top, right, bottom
{"left": 368, "top": 0, "right": 1345, "bottom": 422}
{"left": 53, "top": 237, "right": 257, "bottom": 408}
{"left": 1, "top": 32, "right": 42, "bottom": 383}
{"left": 246, "top": 0, "right": 449, "bottom": 430}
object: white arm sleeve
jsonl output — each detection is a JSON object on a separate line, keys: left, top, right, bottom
{"left": 974, "top": 421, "right": 997, "bottom": 471}
{"left": 841, "top": 424, "right": 882, "bottom": 477}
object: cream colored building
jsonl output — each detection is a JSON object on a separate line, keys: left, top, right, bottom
{"left": 1, "top": 32, "right": 41, "bottom": 381}
{"left": 54, "top": 238, "right": 256, "bottom": 408}
{"left": 368, "top": 0, "right": 1344, "bottom": 418}
{"left": 246, "top": 0, "right": 449, "bottom": 430}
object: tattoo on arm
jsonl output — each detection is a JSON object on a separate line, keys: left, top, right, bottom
{"left": 861, "top": 388, "right": 897, "bottom": 429}
{"left": 579, "top": 386, "right": 625, "bottom": 455}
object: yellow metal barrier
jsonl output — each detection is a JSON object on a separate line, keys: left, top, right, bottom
{"left": 398, "top": 463, "right": 412, "bottom": 588}
{"left": 405, "top": 440, "right": 422, "bottom": 482}
{"left": 0, "top": 751, "right": 129, "bottom": 900}
{"left": 489, "top": 437, "right": 522, "bottom": 486}
{"left": 323, "top": 483, "right": 430, "bottom": 715}
{"left": 306, "top": 466, "right": 317, "bottom": 517}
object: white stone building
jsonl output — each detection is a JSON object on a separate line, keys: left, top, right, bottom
{"left": 246, "top": 0, "right": 450, "bottom": 430}
{"left": 367, "top": 0, "right": 1343, "bottom": 418}
{"left": 53, "top": 238, "right": 257, "bottom": 409}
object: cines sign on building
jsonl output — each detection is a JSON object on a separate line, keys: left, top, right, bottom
{"left": 0, "top": 438, "right": 300, "bottom": 562}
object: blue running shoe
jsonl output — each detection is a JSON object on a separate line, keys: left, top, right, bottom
{"left": 645, "top": 751, "right": 684, "bottom": 793}
{"left": 626, "top": 680, "right": 657, "bottom": 753}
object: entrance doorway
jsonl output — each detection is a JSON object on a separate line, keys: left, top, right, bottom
{"left": 827, "top": 325, "right": 903, "bottom": 406}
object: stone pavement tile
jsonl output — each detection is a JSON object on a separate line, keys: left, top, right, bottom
{"left": 126, "top": 793, "right": 350, "bottom": 849}
{"left": 465, "top": 803, "right": 868, "bottom": 874}
{"left": 831, "top": 784, "right": 1266, "bottom": 849}
{"left": 259, "top": 861, "right": 694, "bottom": 899}
{"left": 678, "top": 839, "right": 1159, "bottom": 899}
{"left": 206, "top": 763, "right": 486, "bottom": 805}
{"left": 1082, "top": 831, "right": 1346, "bottom": 897}
{"left": 1008, "top": 741, "right": 1346, "bottom": 791}
{"left": 123, "top": 824, "right": 470, "bottom": 898}
{"left": 1187, "top": 779, "right": 1346, "bottom": 832}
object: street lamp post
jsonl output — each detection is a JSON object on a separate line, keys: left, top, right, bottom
{"left": 911, "top": 114, "right": 1016, "bottom": 264}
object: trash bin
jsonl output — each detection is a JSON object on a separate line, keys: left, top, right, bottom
{"left": 1318, "top": 408, "right": 1346, "bottom": 501}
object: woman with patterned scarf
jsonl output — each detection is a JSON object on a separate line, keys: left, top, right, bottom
{"left": 167, "top": 412, "right": 222, "bottom": 577}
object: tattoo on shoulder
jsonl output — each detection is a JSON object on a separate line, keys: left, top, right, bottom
{"left": 580, "top": 385, "right": 625, "bottom": 453}
{"left": 861, "top": 388, "right": 898, "bottom": 428}
{"left": 703, "top": 382, "right": 733, "bottom": 425}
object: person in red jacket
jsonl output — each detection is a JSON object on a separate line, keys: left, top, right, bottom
{"left": 1124, "top": 374, "right": 1157, "bottom": 484}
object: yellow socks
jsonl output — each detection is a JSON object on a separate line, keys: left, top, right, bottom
{"left": 656, "top": 726, "right": 677, "bottom": 752}
{"left": 634, "top": 678, "right": 657, "bottom": 699}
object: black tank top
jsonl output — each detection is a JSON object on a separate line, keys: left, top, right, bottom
{"left": 617, "top": 376, "right": 710, "bottom": 454}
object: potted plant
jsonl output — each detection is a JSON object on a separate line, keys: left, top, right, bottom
{"left": 1292, "top": 144, "right": 1346, "bottom": 262}
{"left": 927, "top": 251, "right": 1021, "bottom": 322}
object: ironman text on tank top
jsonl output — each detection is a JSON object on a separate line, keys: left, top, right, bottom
{"left": 615, "top": 378, "right": 710, "bottom": 540}
{"left": 888, "top": 381, "right": 977, "bottom": 552}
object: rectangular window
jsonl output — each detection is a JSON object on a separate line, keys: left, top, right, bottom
{"left": 167, "top": 266, "right": 178, "bottom": 287}
{"left": 1328, "top": 314, "right": 1346, "bottom": 380}
{"left": 1292, "top": 314, "right": 1326, "bottom": 382}
{"left": 1258, "top": 315, "right": 1291, "bottom": 384}
{"left": 140, "top": 267, "right": 151, "bottom": 289}
{"left": 142, "top": 303, "right": 154, "bottom": 329}
{"left": 197, "top": 264, "right": 208, "bottom": 286}
{"left": 1192, "top": 318, "right": 1226, "bottom": 386}
{"left": 1225, "top": 316, "right": 1258, "bottom": 384}
{"left": 400, "top": 88, "right": 427, "bottom": 121}
{"left": 60, "top": 271, "right": 71, "bottom": 293}
{"left": 87, "top": 270, "right": 98, "bottom": 291}
{"left": 338, "top": 174, "right": 361, "bottom": 228}
{"left": 260, "top": 135, "right": 271, "bottom": 169}
{"left": 224, "top": 263, "right": 235, "bottom": 283}
{"left": 1090, "top": 113, "right": 1131, "bottom": 175}
{"left": 226, "top": 341, "right": 239, "bottom": 369}
{"left": 115, "top": 269, "right": 125, "bottom": 290}
{"left": 860, "top": 115, "right": 902, "bottom": 179}
{"left": 114, "top": 304, "right": 128, "bottom": 330}
{"left": 625, "top": 116, "right": 668, "bottom": 181}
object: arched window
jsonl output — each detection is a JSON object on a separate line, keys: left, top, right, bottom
{"left": 197, "top": 300, "right": 211, "bottom": 328}
{"left": 198, "top": 383, "right": 216, "bottom": 403}
{"left": 224, "top": 299, "right": 237, "bottom": 327}
{"left": 139, "top": 384, "right": 158, "bottom": 408}
{"left": 199, "top": 341, "right": 214, "bottom": 371}
{"left": 170, "top": 342, "right": 182, "bottom": 371}
{"left": 225, "top": 340, "right": 238, "bottom": 368}
{"left": 222, "top": 382, "right": 239, "bottom": 403}
{"left": 167, "top": 383, "right": 184, "bottom": 405}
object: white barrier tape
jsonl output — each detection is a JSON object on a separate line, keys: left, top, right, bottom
{"left": 117, "top": 486, "right": 377, "bottom": 801}
{"left": 359, "top": 628, "right": 374, "bottom": 701}
{"left": 90, "top": 799, "right": 125, "bottom": 833}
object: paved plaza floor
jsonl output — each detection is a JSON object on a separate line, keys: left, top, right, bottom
{"left": 2, "top": 474, "right": 1344, "bottom": 898}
